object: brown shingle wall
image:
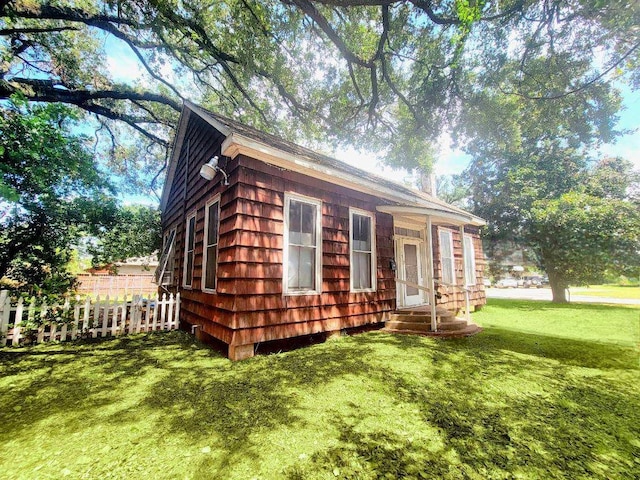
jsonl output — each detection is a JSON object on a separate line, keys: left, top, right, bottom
{"left": 433, "top": 225, "right": 486, "bottom": 311}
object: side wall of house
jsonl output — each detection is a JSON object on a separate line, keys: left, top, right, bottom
{"left": 433, "top": 225, "right": 486, "bottom": 311}
{"left": 226, "top": 156, "right": 396, "bottom": 348}
{"left": 161, "top": 113, "right": 238, "bottom": 345}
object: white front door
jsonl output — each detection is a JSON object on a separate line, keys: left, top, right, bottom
{"left": 397, "top": 238, "right": 426, "bottom": 307}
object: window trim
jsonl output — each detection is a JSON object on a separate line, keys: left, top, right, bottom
{"left": 182, "top": 210, "right": 197, "bottom": 289}
{"left": 202, "top": 195, "right": 221, "bottom": 293}
{"left": 439, "top": 228, "right": 455, "bottom": 285}
{"left": 283, "top": 192, "right": 323, "bottom": 296}
{"left": 463, "top": 234, "right": 477, "bottom": 286}
{"left": 349, "top": 208, "right": 377, "bottom": 293}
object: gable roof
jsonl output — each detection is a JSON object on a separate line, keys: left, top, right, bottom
{"left": 160, "top": 101, "right": 485, "bottom": 226}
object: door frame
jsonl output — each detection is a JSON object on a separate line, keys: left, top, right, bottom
{"left": 395, "top": 232, "right": 428, "bottom": 308}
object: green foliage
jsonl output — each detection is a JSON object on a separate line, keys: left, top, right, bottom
{"left": 89, "top": 205, "right": 162, "bottom": 270}
{"left": 528, "top": 191, "right": 640, "bottom": 292}
{"left": 0, "top": 97, "right": 118, "bottom": 295}
{"left": 2, "top": 0, "right": 638, "bottom": 176}
{"left": 1, "top": 300, "right": 638, "bottom": 479}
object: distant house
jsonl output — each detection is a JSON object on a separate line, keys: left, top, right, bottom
{"left": 158, "top": 102, "right": 486, "bottom": 360}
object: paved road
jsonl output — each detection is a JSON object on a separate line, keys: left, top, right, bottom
{"left": 486, "top": 287, "right": 640, "bottom": 305}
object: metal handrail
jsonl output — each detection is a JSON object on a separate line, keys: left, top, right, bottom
{"left": 394, "top": 277, "right": 432, "bottom": 294}
{"left": 436, "top": 281, "right": 471, "bottom": 292}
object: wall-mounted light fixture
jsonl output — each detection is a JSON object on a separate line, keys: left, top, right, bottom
{"left": 199, "top": 156, "right": 229, "bottom": 185}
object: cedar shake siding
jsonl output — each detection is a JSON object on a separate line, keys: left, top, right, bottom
{"left": 161, "top": 103, "right": 487, "bottom": 359}
{"left": 433, "top": 226, "right": 486, "bottom": 311}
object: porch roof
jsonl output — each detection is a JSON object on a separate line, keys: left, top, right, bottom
{"left": 376, "top": 205, "right": 486, "bottom": 227}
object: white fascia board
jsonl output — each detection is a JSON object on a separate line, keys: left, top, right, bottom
{"left": 376, "top": 205, "right": 486, "bottom": 227}
{"left": 222, "top": 133, "right": 438, "bottom": 208}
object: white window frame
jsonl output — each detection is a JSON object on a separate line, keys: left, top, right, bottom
{"left": 182, "top": 211, "right": 197, "bottom": 289}
{"left": 155, "top": 228, "right": 176, "bottom": 286}
{"left": 463, "top": 234, "right": 477, "bottom": 286}
{"left": 349, "top": 208, "right": 377, "bottom": 293}
{"left": 283, "top": 192, "right": 323, "bottom": 296}
{"left": 439, "top": 228, "right": 455, "bottom": 285}
{"left": 202, "top": 195, "right": 221, "bottom": 293}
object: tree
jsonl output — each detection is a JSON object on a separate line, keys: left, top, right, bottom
{"left": 529, "top": 191, "right": 640, "bottom": 302}
{"left": 89, "top": 205, "right": 162, "bottom": 271}
{"left": 1, "top": 1, "right": 638, "bottom": 184}
{"left": 0, "top": 97, "right": 118, "bottom": 295}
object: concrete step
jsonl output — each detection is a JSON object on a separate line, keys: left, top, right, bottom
{"left": 385, "top": 320, "right": 431, "bottom": 332}
{"left": 437, "top": 318, "right": 470, "bottom": 332}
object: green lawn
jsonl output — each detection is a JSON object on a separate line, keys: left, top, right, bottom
{"left": 1, "top": 300, "right": 639, "bottom": 480}
{"left": 570, "top": 284, "right": 640, "bottom": 300}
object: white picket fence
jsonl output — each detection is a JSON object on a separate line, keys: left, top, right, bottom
{"left": 0, "top": 290, "right": 180, "bottom": 347}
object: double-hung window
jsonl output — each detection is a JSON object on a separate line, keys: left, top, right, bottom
{"left": 463, "top": 235, "right": 477, "bottom": 286}
{"left": 284, "top": 193, "right": 322, "bottom": 295}
{"left": 350, "top": 209, "right": 376, "bottom": 291}
{"left": 202, "top": 197, "right": 220, "bottom": 292}
{"left": 439, "top": 229, "right": 455, "bottom": 285}
{"left": 183, "top": 212, "right": 196, "bottom": 288}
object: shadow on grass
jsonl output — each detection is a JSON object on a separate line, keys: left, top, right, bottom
{"left": 282, "top": 332, "right": 640, "bottom": 480}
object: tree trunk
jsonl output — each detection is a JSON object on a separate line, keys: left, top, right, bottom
{"left": 548, "top": 271, "right": 568, "bottom": 303}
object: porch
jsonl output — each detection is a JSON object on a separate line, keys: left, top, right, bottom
{"left": 377, "top": 204, "right": 486, "bottom": 337}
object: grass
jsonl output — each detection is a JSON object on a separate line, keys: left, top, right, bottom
{"left": 570, "top": 284, "right": 640, "bottom": 300}
{"left": 1, "top": 300, "right": 639, "bottom": 480}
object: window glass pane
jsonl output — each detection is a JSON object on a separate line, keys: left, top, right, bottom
{"left": 207, "top": 203, "right": 218, "bottom": 243}
{"left": 289, "top": 199, "right": 302, "bottom": 244}
{"left": 288, "top": 245, "right": 300, "bottom": 287}
{"left": 354, "top": 251, "right": 372, "bottom": 289}
{"left": 205, "top": 245, "right": 217, "bottom": 290}
{"left": 353, "top": 214, "right": 371, "bottom": 251}
{"left": 298, "top": 246, "right": 315, "bottom": 289}
{"left": 301, "top": 203, "right": 316, "bottom": 235}
{"left": 185, "top": 252, "right": 193, "bottom": 285}
{"left": 464, "top": 236, "right": 476, "bottom": 285}
{"left": 188, "top": 216, "right": 195, "bottom": 249}
{"left": 288, "top": 245, "right": 315, "bottom": 290}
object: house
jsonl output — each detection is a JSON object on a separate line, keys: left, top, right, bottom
{"left": 158, "top": 102, "right": 486, "bottom": 360}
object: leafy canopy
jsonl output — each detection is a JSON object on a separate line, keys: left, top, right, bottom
{"left": 1, "top": 0, "right": 638, "bottom": 184}
{"left": 0, "top": 97, "right": 117, "bottom": 294}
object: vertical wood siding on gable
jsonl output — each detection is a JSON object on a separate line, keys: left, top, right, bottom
{"left": 161, "top": 114, "right": 237, "bottom": 341}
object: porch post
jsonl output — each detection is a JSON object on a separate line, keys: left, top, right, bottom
{"left": 459, "top": 225, "right": 471, "bottom": 324}
{"left": 426, "top": 216, "right": 437, "bottom": 332}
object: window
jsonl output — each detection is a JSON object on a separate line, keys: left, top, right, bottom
{"left": 284, "top": 193, "right": 322, "bottom": 295}
{"left": 155, "top": 228, "right": 176, "bottom": 285}
{"left": 439, "top": 229, "right": 455, "bottom": 285}
{"left": 202, "top": 197, "right": 220, "bottom": 292}
{"left": 463, "top": 235, "right": 477, "bottom": 286}
{"left": 350, "top": 209, "right": 376, "bottom": 291}
{"left": 183, "top": 212, "right": 196, "bottom": 288}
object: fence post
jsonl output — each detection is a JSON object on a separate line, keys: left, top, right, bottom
{"left": 0, "top": 290, "right": 10, "bottom": 346}
{"left": 174, "top": 292, "right": 180, "bottom": 330}
{"left": 36, "top": 300, "right": 46, "bottom": 343}
{"left": 166, "top": 293, "right": 174, "bottom": 330}
{"left": 7, "top": 297, "right": 24, "bottom": 346}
